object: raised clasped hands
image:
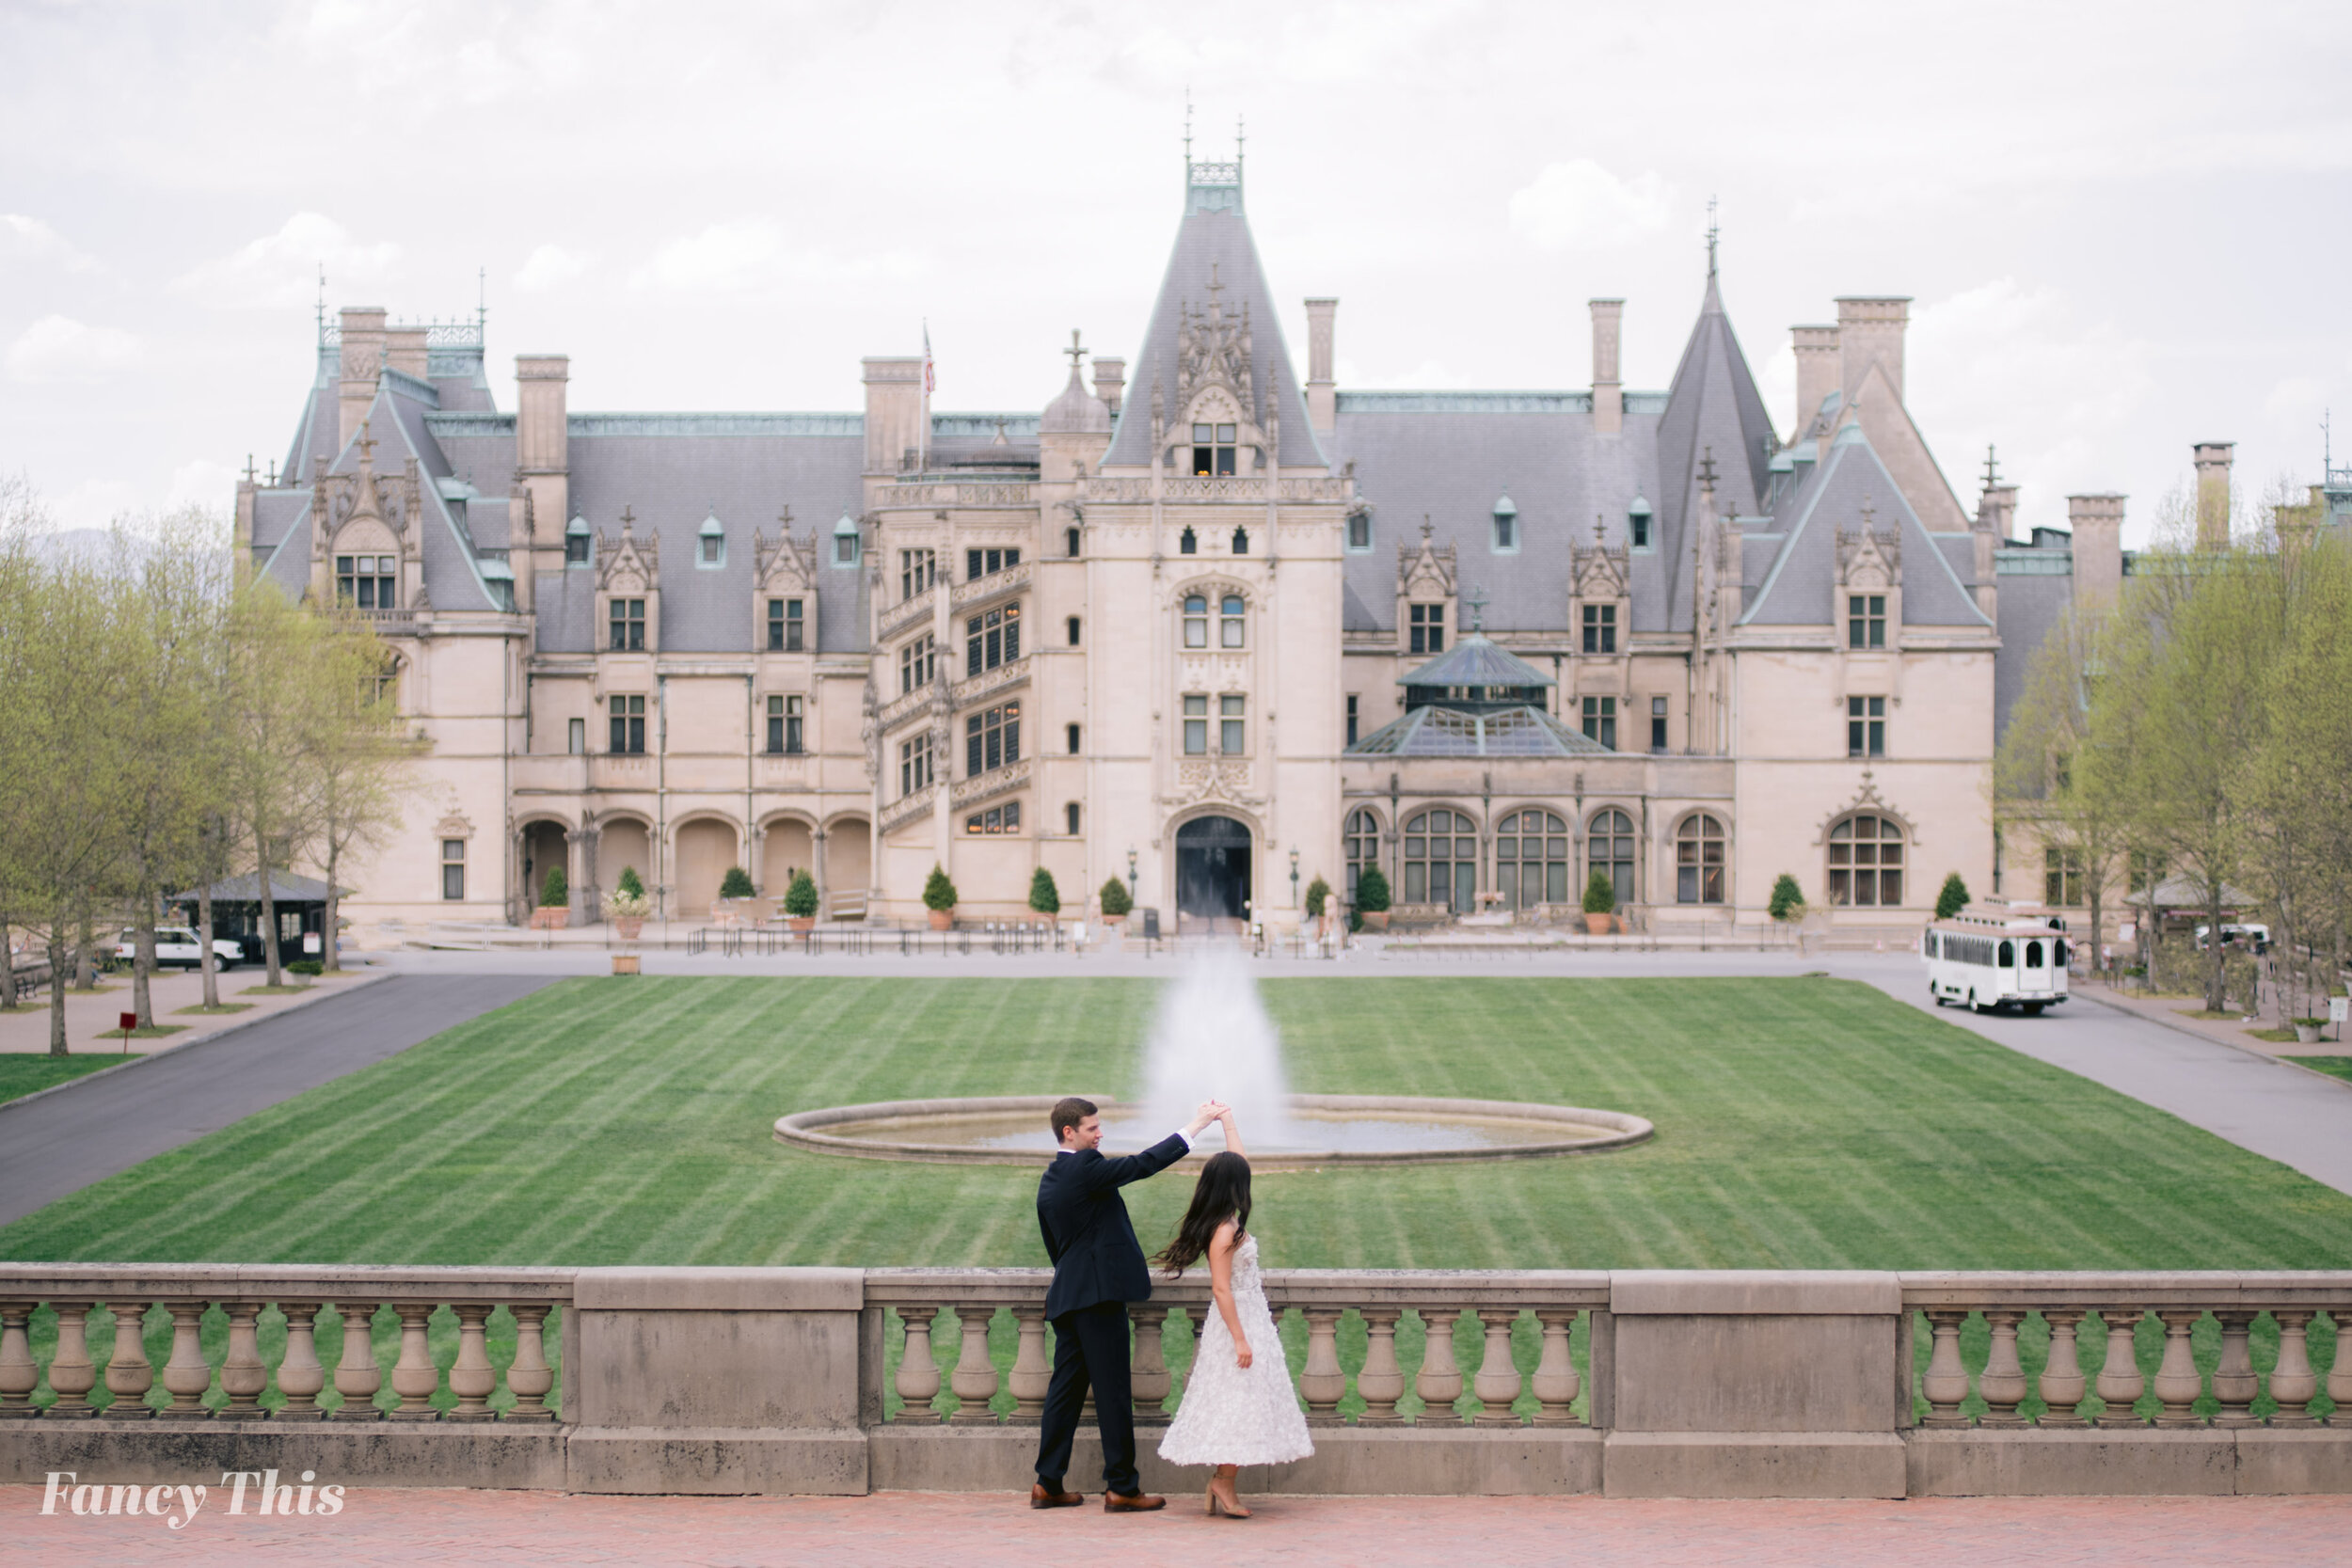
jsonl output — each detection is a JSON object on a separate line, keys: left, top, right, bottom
{"left": 1186, "top": 1099, "right": 1231, "bottom": 1136}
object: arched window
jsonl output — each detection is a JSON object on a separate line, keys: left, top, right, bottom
{"left": 1232, "top": 526, "right": 1250, "bottom": 554}
{"left": 1220, "top": 594, "right": 1246, "bottom": 648}
{"left": 1826, "top": 814, "right": 1904, "bottom": 907}
{"left": 1179, "top": 526, "right": 1198, "bottom": 555}
{"left": 1183, "top": 594, "right": 1208, "bottom": 648}
{"left": 1996, "top": 939, "right": 2015, "bottom": 967}
{"left": 1496, "top": 809, "right": 1569, "bottom": 909}
{"left": 1404, "top": 808, "right": 1477, "bottom": 912}
{"left": 1588, "top": 809, "right": 1635, "bottom": 906}
{"left": 1344, "top": 809, "right": 1382, "bottom": 901}
{"left": 1676, "top": 814, "right": 1726, "bottom": 905}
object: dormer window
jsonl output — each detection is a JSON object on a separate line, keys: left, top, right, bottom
{"left": 1347, "top": 511, "right": 1372, "bottom": 551}
{"left": 1629, "top": 496, "right": 1653, "bottom": 549}
{"left": 1492, "top": 495, "right": 1518, "bottom": 553}
{"left": 697, "top": 512, "right": 725, "bottom": 567}
{"left": 1191, "top": 422, "right": 1237, "bottom": 477}
{"left": 564, "top": 516, "right": 591, "bottom": 566}
{"left": 337, "top": 554, "right": 396, "bottom": 610}
{"left": 832, "top": 514, "right": 860, "bottom": 567}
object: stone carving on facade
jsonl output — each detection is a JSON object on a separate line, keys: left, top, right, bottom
{"left": 314, "top": 422, "right": 421, "bottom": 555}
{"left": 858, "top": 669, "right": 881, "bottom": 784}
{"left": 1398, "top": 518, "right": 1457, "bottom": 601}
{"left": 1812, "top": 768, "right": 1920, "bottom": 846}
{"left": 1836, "top": 499, "right": 1901, "bottom": 590}
{"left": 1174, "top": 266, "right": 1254, "bottom": 416}
{"left": 1164, "top": 759, "right": 1263, "bottom": 809}
{"left": 596, "top": 508, "right": 659, "bottom": 594}
{"left": 753, "top": 507, "right": 816, "bottom": 594}
{"left": 1571, "top": 516, "right": 1630, "bottom": 603}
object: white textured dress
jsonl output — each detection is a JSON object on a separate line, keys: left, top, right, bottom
{"left": 1158, "top": 1233, "right": 1315, "bottom": 1466}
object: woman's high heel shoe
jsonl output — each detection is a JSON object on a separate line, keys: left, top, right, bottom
{"left": 1206, "top": 1481, "right": 1251, "bottom": 1519}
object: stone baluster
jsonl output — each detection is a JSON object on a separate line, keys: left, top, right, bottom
{"left": 1130, "top": 1307, "right": 1171, "bottom": 1426}
{"left": 1006, "top": 1307, "right": 1050, "bottom": 1425}
{"left": 2208, "top": 1311, "right": 2259, "bottom": 1428}
{"left": 43, "top": 1302, "right": 97, "bottom": 1418}
{"left": 2152, "top": 1311, "right": 2205, "bottom": 1428}
{"left": 158, "top": 1302, "right": 212, "bottom": 1418}
{"left": 102, "top": 1302, "right": 156, "bottom": 1418}
{"left": 446, "top": 1305, "right": 498, "bottom": 1421}
{"left": 2037, "top": 1311, "right": 2088, "bottom": 1427}
{"left": 1355, "top": 1309, "right": 1406, "bottom": 1425}
{"left": 387, "top": 1302, "right": 441, "bottom": 1420}
{"left": 1531, "top": 1310, "right": 1582, "bottom": 1426}
{"left": 894, "top": 1307, "right": 943, "bottom": 1424}
{"left": 275, "top": 1303, "right": 326, "bottom": 1419}
{"left": 1978, "top": 1311, "right": 2028, "bottom": 1428}
{"left": 2268, "top": 1311, "right": 2319, "bottom": 1427}
{"left": 948, "top": 1305, "right": 1002, "bottom": 1425}
{"left": 1298, "top": 1309, "right": 1346, "bottom": 1424}
{"left": 331, "top": 1302, "right": 385, "bottom": 1420}
{"left": 1919, "top": 1310, "right": 1972, "bottom": 1427}
{"left": 2328, "top": 1312, "right": 2352, "bottom": 1428}
{"left": 2092, "top": 1307, "right": 2147, "bottom": 1427}
{"left": 505, "top": 1307, "right": 556, "bottom": 1421}
{"left": 0, "top": 1304, "right": 37, "bottom": 1418}
{"left": 218, "top": 1302, "right": 269, "bottom": 1418}
{"left": 1415, "top": 1309, "right": 1464, "bottom": 1424}
{"left": 1470, "top": 1309, "right": 1524, "bottom": 1426}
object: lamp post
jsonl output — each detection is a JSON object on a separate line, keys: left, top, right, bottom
{"left": 1290, "top": 847, "right": 1300, "bottom": 908}
{"left": 1127, "top": 847, "right": 1138, "bottom": 907}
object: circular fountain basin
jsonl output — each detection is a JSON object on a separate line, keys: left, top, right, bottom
{"left": 772, "top": 1095, "right": 1653, "bottom": 1170}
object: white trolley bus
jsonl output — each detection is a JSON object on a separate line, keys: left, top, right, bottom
{"left": 1923, "top": 908, "right": 2071, "bottom": 1015}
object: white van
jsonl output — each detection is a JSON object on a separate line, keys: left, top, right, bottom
{"left": 114, "top": 927, "right": 243, "bottom": 971}
{"left": 1923, "top": 908, "right": 2070, "bottom": 1016}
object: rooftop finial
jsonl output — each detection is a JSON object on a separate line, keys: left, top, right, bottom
{"left": 1859, "top": 492, "right": 1877, "bottom": 532}
{"left": 1706, "top": 195, "right": 1719, "bottom": 281}
{"left": 1065, "top": 328, "right": 1086, "bottom": 375}
{"left": 315, "top": 262, "right": 327, "bottom": 339}
{"left": 1698, "top": 445, "right": 1719, "bottom": 496}
{"left": 477, "top": 264, "right": 487, "bottom": 335}
{"left": 1236, "top": 112, "right": 1245, "bottom": 180}
{"left": 1981, "top": 443, "right": 2001, "bottom": 491}
{"left": 1465, "top": 585, "right": 1488, "bottom": 633}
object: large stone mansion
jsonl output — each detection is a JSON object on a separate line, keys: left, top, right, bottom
{"left": 235, "top": 155, "right": 2131, "bottom": 934}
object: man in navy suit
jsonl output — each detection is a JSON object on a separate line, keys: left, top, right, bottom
{"left": 1030, "top": 1093, "right": 1225, "bottom": 1513}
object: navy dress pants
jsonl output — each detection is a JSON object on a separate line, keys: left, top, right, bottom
{"left": 1034, "top": 1301, "right": 1138, "bottom": 1496}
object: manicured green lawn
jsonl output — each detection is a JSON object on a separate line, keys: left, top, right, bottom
{"left": 8, "top": 974, "right": 2352, "bottom": 1271}
{"left": 0, "top": 1052, "right": 123, "bottom": 1105}
{"left": 2293, "top": 1057, "right": 2352, "bottom": 1085}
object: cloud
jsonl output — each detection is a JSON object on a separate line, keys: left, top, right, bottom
{"left": 629, "top": 219, "right": 921, "bottom": 294}
{"left": 1, "top": 214, "right": 97, "bottom": 272}
{"left": 169, "top": 212, "right": 399, "bottom": 309}
{"left": 1507, "top": 161, "right": 1675, "bottom": 252}
{"left": 514, "top": 244, "right": 592, "bottom": 293}
{"left": 5, "top": 314, "right": 143, "bottom": 382}
{"left": 167, "top": 458, "right": 240, "bottom": 515}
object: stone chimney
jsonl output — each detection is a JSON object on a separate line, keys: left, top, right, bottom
{"left": 515, "top": 355, "right": 571, "bottom": 597}
{"left": 1835, "top": 297, "right": 1911, "bottom": 403}
{"left": 2069, "top": 494, "right": 2126, "bottom": 610}
{"left": 1792, "top": 325, "right": 1840, "bottom": 437}
{"left": 337, "top": 306, "right": 388, "bottom": 449}
{"left": 1970, "top": 483, "right": 2015, "bottom": 621}
{"left": 1092, "top": 356, "right": 1125, "bottom": 417}
{"left": 2193, "top": 441, "right": 2234, "bottom": 550}
{"left": 862, "top": 356, "right": 926, "bottom": 475}
{"left": 386, "top": 327, "right": 429, "bottom": 382}
{"left": 1583, "top": 299, "right": 1622, "bottom": 436}
{"left": 1976, "top": 483, "right": 2019, "bottom": 542}
{"left": 1304, "top": 298, "right": 1338, "bottom": 433}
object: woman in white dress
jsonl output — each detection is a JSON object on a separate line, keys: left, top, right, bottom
{"left": 1153, "top": 1110, "right": 1312, "bottom": 1517}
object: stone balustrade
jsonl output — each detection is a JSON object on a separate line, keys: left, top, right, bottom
{"left": 0, "top": 1263, "right": 2343, "bottom": 1498}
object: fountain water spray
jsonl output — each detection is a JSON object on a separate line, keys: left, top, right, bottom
{"left": 1142, "top": 946, "right": 1299, "bottom": 1149}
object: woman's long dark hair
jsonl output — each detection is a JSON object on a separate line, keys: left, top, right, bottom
{"left": 1154, "top": 1151, "right": 1251, "bottom": 1276}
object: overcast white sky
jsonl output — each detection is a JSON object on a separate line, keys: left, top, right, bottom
{"left": 5, "top": 0, "right": 2348, "bottom": 545}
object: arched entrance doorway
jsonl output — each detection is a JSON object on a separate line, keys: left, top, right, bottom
{"left": 1176, "top": 816, "right": 1251, "bottom": 926}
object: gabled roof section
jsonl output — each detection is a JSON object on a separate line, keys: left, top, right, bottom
{"left": 1655, "top": 272, "right": 1777, "bottom": 630}
{"left": 1401, "top": 633, "right": 1554, "bottom": 691}
{"left": 1102, "top": 160, "right": 1324, "bottom": 470}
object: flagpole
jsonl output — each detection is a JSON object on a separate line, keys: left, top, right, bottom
{"left": 920, "top": 321, "right": 933, "bottom": 473}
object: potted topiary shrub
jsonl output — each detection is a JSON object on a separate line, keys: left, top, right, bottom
{"left": 784, "top": 869, "right": 819, "bottom": 932}
{"left": 1354, "top": 866, "right": 1391, "bottom": 932}
{"left": 923, "top": 863, "right": 958, "bottom": 930}
{"left": 532, "top": 865, "right": 569, "bottom": 929}
{"left": 1098, "top": 876, "right": 1132, "bottom": 928}
{"left": 1581, "top": 868, "right": 1617, "bottom": 934}
{"left": 1304, "top": 874, "right": 1331, "bottom": 934}
{"left": 1934, "top": 872, "right": 1970, "bottom": 920}
{"left": 1028, "top": 867, "right": 1061, "bottom": 918}
{"left": 719, "top": 866, "right": 755, "bottom": 900}
{"left": 605, "top": 865, "right": 651, "bottom": 940}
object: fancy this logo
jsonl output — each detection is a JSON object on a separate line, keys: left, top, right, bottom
{"left": 40, "top": 1468, "right": 346, "bottom": 1526}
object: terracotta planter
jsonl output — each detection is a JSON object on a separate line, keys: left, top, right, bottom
{"left": 613, "top": 916, "right": 644, "bottom": 941}
{"left": 530, "top": 907, "right": 568, "bottom": 930}
{"left": 611, "top": 954, "right": 641, "bottom": 975}
{"left": 929, "top": 908, "right": 955, "bottom": 931}
{"left": 1583, "top": 911, "right": 1614, "bottom": 935}
{"left": 788, "top": 916, "right": 817, "bottom": 934}
{"left": 1359, "top": 910, "right": 1389, "bottom": 931}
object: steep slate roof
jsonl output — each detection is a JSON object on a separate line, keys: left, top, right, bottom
{"left": 1401, "top": 633, "right": 1555, "bottom": 691}
{"left": 1740, "top": 421, "right": 1988, "bottom": 629}
{"left": 1653, "top": 273, "right": 1777, "bottom": 632}
{"left": 1103, "top": 169, "right": 1324, "bottom": 470}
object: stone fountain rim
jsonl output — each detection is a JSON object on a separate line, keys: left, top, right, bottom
{"left": 771, "top": 1093, "right": 1654, "bottom": 1170}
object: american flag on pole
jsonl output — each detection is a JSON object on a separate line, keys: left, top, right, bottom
{"left": 922, "top": 323, "right": 934, "bottom": 394}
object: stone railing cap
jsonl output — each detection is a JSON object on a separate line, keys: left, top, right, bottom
{"left": 1612, "top": 1270, "right": 1900, "bottom": 1316}
{"left": 574, "top": 1267, "right": 864, "bottom": 1312}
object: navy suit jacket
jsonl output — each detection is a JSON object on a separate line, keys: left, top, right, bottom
{"left": 1036, "top": 1133, "right": 1190, "bottom": 1320}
